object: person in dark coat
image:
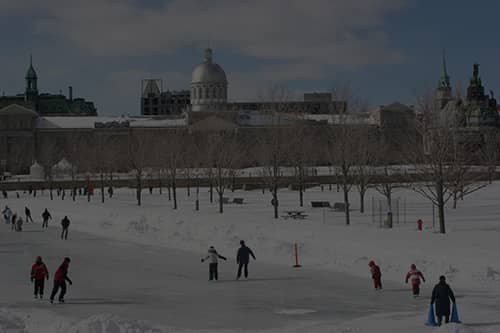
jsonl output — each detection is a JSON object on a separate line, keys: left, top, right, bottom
{"left": 50, "top": 257, "right": 72, "bottom": 303}
{"left": 42, "top": 209, "right": 52, "bottom": 228}
{"left": 236, "top": 240, "right": 256, "bottom": 279}
{"left": 61, "top": 216, "right": 70, "bottom": 240}
{"left": 201, "top": 246, "right": 227, "bottom": 281}
{"left": 25, "top": 206, "right": 34, "bottom": 223}
{"left": 31, "top": 256, "right": 49, "bottom": 299}
{"left": 11, "top": 213, "right": 17, "bottom": 231}
{"left": 431, "top": 275, "right": 456, "bottom": 326}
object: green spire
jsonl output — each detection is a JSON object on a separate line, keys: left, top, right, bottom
{"left": 439, "top": 49, "right": 450, "bottom": 89}
{"left": 26, "top": 54, "right": 37, "bottom": 79}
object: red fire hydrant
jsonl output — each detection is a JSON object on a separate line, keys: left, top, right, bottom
{"left": 417, "top": 219, "right": 423, "bottom": 231}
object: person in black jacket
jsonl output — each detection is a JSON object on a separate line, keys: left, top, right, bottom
{"left": 25, "top": 206, "right": 34, "bottom": 223}
{"left": 431, "top": 275, "right": 456, "bottom": 326}
{"left": 61, "top": 216, "right": 70, "bottom": 240}
{"left": 42, "top": 209, "right": 52, "bottom": 228}
{"left": 236, "top": 240, "right": 256, "bottom": 280}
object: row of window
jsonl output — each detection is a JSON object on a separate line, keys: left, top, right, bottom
{"left": 191, "top": 85, "right": 227, "bottom": 100}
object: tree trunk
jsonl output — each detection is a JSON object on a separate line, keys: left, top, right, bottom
{"left": 100, "top": 172, "right": 105, "bottom": 203}
{"left": 452, "top": 191, "right": 457, "bottom": 209}
{"left": 167, "top": 184, "right": 171, "bottom": 201}
{"left": 437, "top": 180, "right": 446, "bottom": 234}
{"left": 218, "top": 190, "right": 224, "bottom": 214}
{"left": 49, "top": 181, "right": 53, "bottom": 200}
{"left": 136, "top": 174, "right": 142, "bottom": 206}
{"left": 343, "top": 187, "right": 350, "bottom": 225}
{"left": 87, "top": 177, "right": 91, "bottom": 202}
{"left": 359, "top": 189, "right": 365, "bottom": 213}
{"left": 209, "top": 181, "right": 213, "bottom": 203}
{"left": 386, "top": 188, "right": 392, "bottom": 228}
{"left": 172, "top": 179, "right": 177, "bottom": 210}
{"left": 186, "top": 170, "right": 191, "bottom": 197}
{"left": 273, "top": 184, "right": 279, "bottom": 219}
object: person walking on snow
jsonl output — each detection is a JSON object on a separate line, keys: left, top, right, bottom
{"left": 50, "top": 257, "right": 72, "bottom": 303}
{"left": 31, "top": 256, "right": 49, "bottom": 299}
{"left": 431, "top": 275, "right": 456, "bottom": 326}
{"left": 42, "top": 209, "right": 52, "bottom": 228}
{"left": 369, "top": 260, "right": 382, "bottom": 290}
{"left": 2, "top": 206, "right": 12, "bottom": 225}
{"left": 25, "top": 206, "right": 34, "bottom": 223}
{"left": 405, "top": 264, "right": 425, "bottom": 297}
{"left": 201, "top": 246, "right": 227, "bottom": 281}
{"left": 61, "top": 216, "right": 70, "bottom": 240}
{"left": 236, "top": 240, "right": 256, "bottom": 280}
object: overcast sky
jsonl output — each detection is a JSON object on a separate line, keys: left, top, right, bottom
{"left": 1, "top": 0, "right": 499, "bottom": 116}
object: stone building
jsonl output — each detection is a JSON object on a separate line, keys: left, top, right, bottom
{"left": 1, "top": 49, "right": 416, "bottom": 176}
{"left": 0, "top": 57, "right": 97, "bottom": 116}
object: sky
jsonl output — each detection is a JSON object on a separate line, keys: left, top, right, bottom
{"left": 1, "top": 0, "right": 499, "bottom": 116}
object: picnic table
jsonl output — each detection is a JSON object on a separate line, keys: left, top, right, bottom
{"left": 281, "top": 210, "right": 308, "bottom": 220}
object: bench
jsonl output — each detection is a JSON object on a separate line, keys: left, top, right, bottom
{"left": 219, "top": 197, "right": 230, "bottom": 204}
{"left": 232, "top": 198, "right": 244, "bottom": 204}
{"left": 332, "top": 202, "right": 348, "bottom": 212}
{"left": 311, "top": 201, "right": 331, "bottom": 208}
{"left": 281, "top": 211, "right": 309, "bottom": 220}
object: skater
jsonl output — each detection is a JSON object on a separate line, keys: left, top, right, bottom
{"left": 31, "top": 256, "right": 49, "bottom": 299}
{"left": 201, "top": 246, "right": 227, "bottom": 281}
{"left": 405, "top": 264, "right": 425, "bottom": 297}
{"left": 2, "top": 205, "right": 12, "bottom": 225}
{"left": 25, "top": 206, "right": 34, "bottom": 223}
{"left": 50, "top": 257, "right": 72, "bottom": 303}
{"left": 107, "top": 186, "right": 114, "bottom": 198}
{"left": 15, "top": 216, "right": 23, "bottom": 231}
{"left": 42, "top": 209, "right": 52, "bottom": 228}
{"left": 236, "top": 240, "right": 256, "bottom": 280}
{"left": 431, "top": 275, "right": 456, "bottom": 326}
{"left": 61, "top": 216, "right": 70, "bottom": 240}
{"left": 369, "top": 260, "right": 382, "bottom": 290}
{"left": 11, "top": 213, "right": 17, "bottom": 231}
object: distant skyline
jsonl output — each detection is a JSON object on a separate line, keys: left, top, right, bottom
{"left": 1, "top": 0, "right": 499, "bottom": 116}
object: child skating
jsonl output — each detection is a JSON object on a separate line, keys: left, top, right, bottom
{"left": 201, "top": 246, "right": 227, "bottom": 281}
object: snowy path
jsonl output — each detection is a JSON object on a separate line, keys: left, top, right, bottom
{"left": 0, "top": 222, "right": 425, "bottom": 332}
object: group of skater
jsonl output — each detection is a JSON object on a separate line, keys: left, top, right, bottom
{"left": 30, "top": 256, "right": 73, "bottom": 303}
{"left": 2, "top": 205, "right": 71, "bottom": 239}
{"left": 201, "top": 240, "right": 256, "bottom": 281}
{"left": 369, "top": 260, "right": 457, "bottom": 326}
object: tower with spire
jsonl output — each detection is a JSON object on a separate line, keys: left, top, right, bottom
{"left": 436, "top": 50, "right": 452, "bottom": 109}
{"left": 25, "top": 55, "right": 38, "bottom": 102}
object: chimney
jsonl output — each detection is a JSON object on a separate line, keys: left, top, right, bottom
{"left": 69, "top": 86, "right": 73, "bottom": 101}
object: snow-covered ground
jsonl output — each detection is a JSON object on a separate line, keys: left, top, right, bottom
{"left": 1, "top": 183, "right": 500, "bottom": 332}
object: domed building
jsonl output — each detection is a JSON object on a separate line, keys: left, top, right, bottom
{"left": 190, "top": 48, "right": 228, "bottom": 112}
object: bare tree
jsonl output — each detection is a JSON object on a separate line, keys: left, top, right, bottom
{"left": 353, "top": 137, "right": 378, "bottom": 213}
{"left": 257, "top": 86, "right": 291, "bottom": 219}
{"left": 162, "top": 129, "right": 187, "bottom": 210}
{"left": 411, "top": 94, "right": 488, "bottom": 233}
{"left": 206, "top": 129, "right": 242, "bottom": 213}
{"left": 128, "top": 129, "right": 156, "bottom": 206}
{"left": 326, "top": 85, "right": 366, "bottom": 225}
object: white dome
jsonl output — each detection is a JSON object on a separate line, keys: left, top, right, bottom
{"left": 191, "top": 49, "right": 227, "bottom": 84}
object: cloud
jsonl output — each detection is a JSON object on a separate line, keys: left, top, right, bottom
{"left": 1, "top": 0, "right": 409, "bottom": 67}
{"left": 0, "top": 0, "right": 412, "bottom": 115}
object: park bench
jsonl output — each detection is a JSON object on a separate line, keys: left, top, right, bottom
{"left": 281, "top": 210, "right": 309, "bottom": 220}
{"left": 232, "top": 198, "right": 244, "bottom": 204}
{"left": 332, "top": 202, "right": 348, "bottom": 212}
{"left": 311, "top": 201, "right": 331, "bottom": 208}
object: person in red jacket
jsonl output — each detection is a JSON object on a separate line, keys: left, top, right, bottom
{"left": 30, "top": 256, "right": 49, "bottom": 299}
{"left": 49, "top": 257, "right": 72, "bottom": 303}
{"left": 369, "top": 260, "right": 382, "bottom": 290}
{"left": 405, "top": 264, "right": 425, "bottom": 297}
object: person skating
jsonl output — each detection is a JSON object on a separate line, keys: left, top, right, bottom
{"left": 15, "top": 216, "right": 24, "bottom": 231}
{"left": 42, "top": 209, "right": 52, "bottom": 228}
{"left": 61, "top": 216, "right": 70, "bottom": 240}
{"left": 11, "top": 213, "right": 17, "bottom": 231}
{"left": 431, "top": 275, "right": 456, "bottom": 326}
{"left": 2, "top": 206, "right": 12, "bottom": 225}
{"left": 236, "top": 240, "right": 256, "bottom": 280}
{"left": 25, "top": 206, "right": 34, "bottom": 223}
{"left": 405, "top": 264, "right": 425, "bottom": 297}
{"left": 368, "top": 260, "right": 382, "bottom": 290}
{"left": 50, "top": 257, "right": 72, "bottom": 303}
{"left": 31, "top": 256, "right": 49, "bottom": 299}
{"left": 201, "top": 246, "right": 227, "bottom": 281}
